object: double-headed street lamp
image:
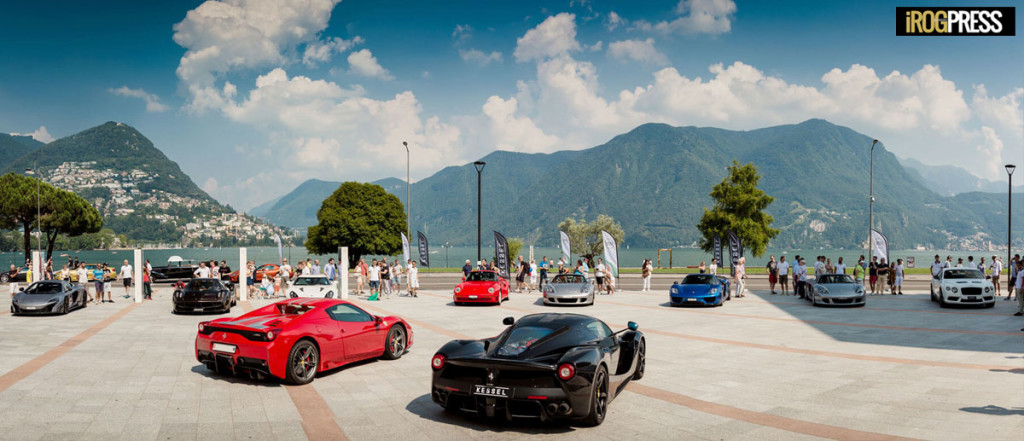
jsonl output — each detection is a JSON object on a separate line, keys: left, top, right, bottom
{"left": 24, "top": 165, "right": 41, "bottom": 268}
{"left": 1007, "top": 164, "right": 1016, "bottom": 270}
{"left": 867, "top": 139, "right": 878, "bottom": 273}
{"left": 474, "top": 161, "right": 486, "bottom": 262}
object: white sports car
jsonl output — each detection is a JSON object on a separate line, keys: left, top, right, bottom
{"left": 930, "top": 268, "right": 995, "bottom": 308}
{"left": 287, "top": 275, "right": 337, "bottom": 298}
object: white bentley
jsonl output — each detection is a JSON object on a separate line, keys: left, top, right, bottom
{"left": 287, "top": 275, "right": 337, "bottom": 298}
{"left": 930, "top": 268, "right": 995, "bottom": 308}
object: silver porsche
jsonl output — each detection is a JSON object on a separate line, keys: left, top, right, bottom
{"left": 11, "top": 280, "right": 89, "bottom": 315}
{"left": 808, "top": 274, "right": 866, "bottom": 307}
{"left": 541, "top": 274, "right": 595, "bottom": 306}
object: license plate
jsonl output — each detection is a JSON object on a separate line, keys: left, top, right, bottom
{"left": 687, "top": 298, "right": 697, "bottom": 302}
{"left": 474, "top": 385, "right": 510, "bottom": 398}
{"left": 468, "top": 295, "right": 477, "bottom": 299}
{"left": 22, "top": 306, "right": 39, "bottom": 310}
{"left": 968, "top": 296, "right": 977, "bottom": 301}
{"left": 212, "top": 343, "right": 237, "bottom": 354}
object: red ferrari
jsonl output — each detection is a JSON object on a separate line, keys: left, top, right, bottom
{"left": 226, "top": 263, "right": 281, "bottom": 283}
{"left": 453, "top": 270, "right": 510, "bottom": 305}
{"left": 195, "top": 298, "right": 412, "bottom": 384}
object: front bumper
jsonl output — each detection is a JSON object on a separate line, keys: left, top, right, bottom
{"left": 454, "top": 293, "right": 500, "bottom": 303}
{"left": 11, "top": 301, "right": 61, "bottom": 315}
{"left": 670, "top": 293, "right": 721, "bottom": 306}
{"left": 175, "top": 299, "right": 230, "bottom": 312}
{"left": 813, "top": 295, "right": 866, "bottom": 306}
{"left": 543, "top": 292, "right": 593, "bottom": 305}
{"left": 942, "top": 294, "right": 995, "bottom": 305}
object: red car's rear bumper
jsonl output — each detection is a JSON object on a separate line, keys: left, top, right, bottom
{"left": 195, "top": 332, "right": 290, "bottom": 379}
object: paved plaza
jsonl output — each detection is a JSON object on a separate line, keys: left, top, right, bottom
{"left": 0, "top": 276, "right": 1022, "bottom": 440}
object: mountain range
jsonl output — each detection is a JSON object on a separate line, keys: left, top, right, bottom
{"left": 252, "top": 119, "right": 1021, "bottom": 250}
{"left": 899, "top": 156, "right": 1022, "bottom": 196}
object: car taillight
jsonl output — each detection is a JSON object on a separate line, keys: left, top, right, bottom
{"left": 198, "top": 323, "right": 211, "bottom": 334}
{"left": 557, "top": 363, "right": 575, "bottom": 381}
{"left": 431, "top": 354, "right": 445, "bottom": 370}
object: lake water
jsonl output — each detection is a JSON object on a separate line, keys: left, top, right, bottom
{"left": 1, "top": 246, "right": 999, "bottom": 270}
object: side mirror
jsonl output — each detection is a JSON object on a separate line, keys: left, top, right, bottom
{"left": 502, "top": 316, "right": 515, "bottom": 326}
{"left": 627, "top": 321, "right": 639, "bottom": 331}
{"left": 375, "top": 316, "right": 383, "bottom": 325}
{"left": 18, "top": 287, "right": 25, "bottom": 292}
{"left": 672, "top": 281, "right": 678, "bottom": 285}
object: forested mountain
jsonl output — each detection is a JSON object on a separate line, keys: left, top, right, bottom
{"left": 0, "top": 133, "right": 44, "bottom": 164}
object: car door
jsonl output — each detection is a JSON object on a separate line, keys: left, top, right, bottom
{"left": 325, "top": 303, "right": 386, "bottom": 362}
{"left": 304, "top": 312, "right": 347, "bottom": 368}
{"left": 586, "top": 320, "right": 622, "bottom": 375}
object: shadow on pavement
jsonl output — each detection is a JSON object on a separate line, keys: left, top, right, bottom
{"left": 404, "top": 393, "right": 575, "bottom": 434}
{"left": 747, "top": 290, "right": 1024, "bottom": 353}
{"left": 959, "top": 405, "right": 1024, "bottom": 416}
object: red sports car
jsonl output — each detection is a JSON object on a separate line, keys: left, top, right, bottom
{"left": 226, "top": 263, "right": 281, "bottom": 283}
{"left": 195, "top": 298, "right": 412, "bottom": 384}
{"left": 453, "top": 270, "right": 510, "bottom": 305}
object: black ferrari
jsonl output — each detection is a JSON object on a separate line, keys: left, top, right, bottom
{"left": 430, "top": 313, "right": 645, "bottom": 426}
{"left": 172, "top": 278, "right": 237, "bottom": 314}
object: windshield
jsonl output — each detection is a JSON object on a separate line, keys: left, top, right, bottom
{"left": 552, "top": 274, "right": 584, "bottom": 284}
{"left": 186, "top": 279, "right": 223, "bottom": 291}
{"left": 496, "top": 326, "right": 560, "bottom": 357}
{"left": 817, "top": 275, "right": 855, "bottom": 284}
{"left": 294, "top": 277, "right": 330, "bottom": 286}
{"left": 682, "top": 274, "right": 716, "bottom": 285}
{"left": 466, "top": 271, "right": 498, "bottom": 282}
{"left": 24, "top": 282, "right": 64, "bottom": 294}
{"left": 944, "top": 269, "right": 984, "bottom": 279}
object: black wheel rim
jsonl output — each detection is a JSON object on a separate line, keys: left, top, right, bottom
{"left": 389, "top": 328, "right": 405, "bottom": 356}
{"left": 595, "top": 370, "right": 608, "bottom": 419}
{"left": 293, "top": 345, "right": 317, "bottom": 380}
{"left": 637, "top": 343, "right": 645, "bottom": 377}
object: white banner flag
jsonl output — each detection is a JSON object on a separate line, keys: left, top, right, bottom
{"left": 401, "top": 233, "right": 410, "bottom": 267}
{"left": 559, "top": 231, "right": 571, "bottom": 263}
{"left": 601, "top": 230, "right": 618, "bottom": 277}
{"left": 871, "top": 229, "right": 889, "bottom": 263}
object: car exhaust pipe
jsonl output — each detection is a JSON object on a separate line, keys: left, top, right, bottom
{"left": 546, "top": 403, "right": 559, "bottom": 415}
{"left": 558, "top": 403, "right": 571, "bottom": 414}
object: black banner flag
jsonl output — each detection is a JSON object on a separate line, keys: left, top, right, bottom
{"left": 417, "top": 231, "right": 430, "bottom": 268}
{"left": 493, "top": 231, "right": 510, "bottom": 279}
{"left": 713, "top": 233, "right": 723, "bottom": 270}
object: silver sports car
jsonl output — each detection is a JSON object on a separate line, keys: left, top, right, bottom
{"left": 808, "top": 274, "right": 866, "bottom": 307}
{"left": 11, "top": 280, "right": 89, "bottom": 315}
{"left": 542, "top": 274, "right": 595, "bottom": 306}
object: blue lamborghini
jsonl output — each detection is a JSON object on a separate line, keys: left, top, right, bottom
{"left": 669, "top": 274, "right": 730, "bottom": 307}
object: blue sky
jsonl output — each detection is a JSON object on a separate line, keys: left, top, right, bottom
{"left": 1, "top": 0, "right": 1021, "bottom": 209}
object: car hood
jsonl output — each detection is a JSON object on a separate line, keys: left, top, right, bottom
{"left": 546, "top": 283, "right": 588, "bottom": 293}
{"left": 292, "top": 285, "right": 332, "bottom": 293}
{"left": 671, "top": 284, "right": 718, "bottom": 295}
{"left": 14, "top": 292, "right": 64, "bottom": 305}
{"left": 942, "top": 279, "right": 990, "bottom": 285}
{"left": 180, "top": 289, "right": 226, "bottom": 299}
{"left": 816, "top": 284, "right": 864, "bottom": 296}
{"left": 457, "top": 281, "right": 498, "bottom": 290}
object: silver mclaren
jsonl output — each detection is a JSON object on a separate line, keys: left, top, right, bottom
{"left": 808, "top": 274, "right": 866, "bottom": 307}
{"left": 11, "top": 280, "right": 89, "bottom": 315}
{"left": 542, "top": 274, "right": 595, "bottom": 306}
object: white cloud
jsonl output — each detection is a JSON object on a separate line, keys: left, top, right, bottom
{"left": 459, "top": 49, "right": 503, "bottom": 66}
{"left": 606, "top": 11, "right": 625, "bottom": 31}
{"left": 202, "top": 177, "right": 219, "bottom": 193}
{"left": 972, "top": 85, "right": 1024, "bottom": 138}
{"left": 302, "top": 36, "right": 364, "bottom": 66}
{"left": 12, "top": 126, "right": 54, "bottom": 143}
{"left": 452, "top": 24, "right": 472, "bottom": 44}
{"left": 109, "top": 86, "right": 169, "bottom": 112}
{"left": 607, "top": 38, "right": 668, "bottom": 65}
{"left": 514, "top": 13, "right": 581, "bottom": 62}
{"left": 634, "top": 0, "right": 737, "bottom": 35}
{"left": 347, "top": 49, "right": 393, "bottom": 80}
{"left": 482, "top": 96, "right": 562, "bottom": 153}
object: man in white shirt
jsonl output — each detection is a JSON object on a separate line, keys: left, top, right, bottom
{"left": 835, "top": 257, "right": 847, "bottom": 275}
{"left": 76, "top": 264, "right": 93, "bottom": 303}
{"left": 119, "top": 260, "right": 133, "bottom": 297}
{"left": 595, "top": 258, "right": 607, "bottom": 292}
{"left": 893, "top": 258, "right": 904, "bottom": 295}
{"left": 194, "top": 262, "right": 211, "bottom": 279}
{"left": 795, "top": 258, "right": 808, "bottom": 299}
{"left": 930, "top": 255, "right": 944, "bottom": 279}
{"left": 777, "top": 256, "right": 790, "bottom": 296}
{"left": 989, "top": 256, "right": 1002, "bottom": 297}
{"left": 709, "top": 258, "right": 718, "bottom": 276}
{"left": 813, "top": 256, "right": 825, "bottom": 278}
{"left": 280, "top": 259, "right": 292, "bottom": 282}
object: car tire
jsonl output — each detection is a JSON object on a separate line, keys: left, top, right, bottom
{"left": 938, "top": 293, "right": 948, "bottom": 308}
{"left": 59, "top": 299, "right": 69, "bottom": 315}
{"left": 285, "top": 340, "right": 319, "bottom": 385}
{"left": 382, "top": 325, "right": 406, "bottom": 360}
{"left": 632, "top": 339, "right": 646, "bottom": 381}
{"left": 0, "top": 273, "right": 9, "bottom": 283}
{"left": 929, "top": 284, "right": 935, "bottom": 300}
{"left": 582, "top": 365, "right": 609, "bottom": 427}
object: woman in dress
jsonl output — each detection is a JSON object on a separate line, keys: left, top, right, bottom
{"left": 642, "top": 259, "right": 653, "bottom": 292}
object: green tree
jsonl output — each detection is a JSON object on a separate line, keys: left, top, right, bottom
{"left": 506, "top": 237, "right": 523, "bottom": 263}
{"left": 697, "top": 160, "right": 779, "bottom": 257}
{"left": 305, "top": 182, "right": 407, "bottom": 267}
{"left": 558, "top": 215, "right": 625, "bottom": 267}
{"left": 40, "top": 190, "right": 103, "bottom": 259}
{"left": 0, "top": 173, "right": 55, "bottom": 262}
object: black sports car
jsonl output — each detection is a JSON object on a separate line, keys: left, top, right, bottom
{"left": 151, "top": 259, "right": 201, "bottom": 282}
{"left": 430, "top": 313, "right": 645, "bottom": 426}
{"left": 172, "top": 278, "right": 237, "bottom": 314}
{"left": 1, "top": 265, "right": 29, "bottom": 284}
{"left": 11, "top": 280, "right": 89, "bottom": 315}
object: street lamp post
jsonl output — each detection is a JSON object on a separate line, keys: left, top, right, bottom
{"left": 1007, "top": 164, "right": 1016, "bottom": 272}
{"left": 474, "top": 161, "right": 486, "bottom": 262}
{"left": 403, "top": 142, "right": 410, "bottom": 242}
{"left": 867, "top": 139, "right": 878, "bottom": 282}
{"left": 24, "top": 166, "right": 41, "bottom": 263}
{"left": 444, "top": 241, "right": 450, "bottom": 268}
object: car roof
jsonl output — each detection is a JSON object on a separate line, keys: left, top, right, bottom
{"left": 516, "top": 313, "right": 596, "bottom": 327}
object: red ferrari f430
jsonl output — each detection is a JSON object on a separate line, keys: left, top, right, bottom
{"left": 195, "top": 298, "right": 412, "bottom": 384}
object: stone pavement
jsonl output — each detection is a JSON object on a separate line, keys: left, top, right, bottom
{"left": 0, "top": 283, "right": 1021, "bottom": 440}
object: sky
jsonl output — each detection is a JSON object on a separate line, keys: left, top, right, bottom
{"left": 0, "top": 0, "right": 1021, "bottom": 210}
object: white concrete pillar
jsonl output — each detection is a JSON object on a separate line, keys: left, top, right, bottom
{"left": 529, "top": 245, "right": 534, "bottom": 261}
{"left": 340, "top": 247, "right": 349, "bottom": 300}
{"left": 30, "top": 250, "right": 41, "bottom": 283}
{"left": 239, "top": 247, "right": 248, "bottom": 301}
{"left": 133, "top": 249, "right": 143, "bottom": 303}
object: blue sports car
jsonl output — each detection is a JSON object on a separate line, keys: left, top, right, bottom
{"left": 669, "top": 274, "right": 730, "bottom": 307}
